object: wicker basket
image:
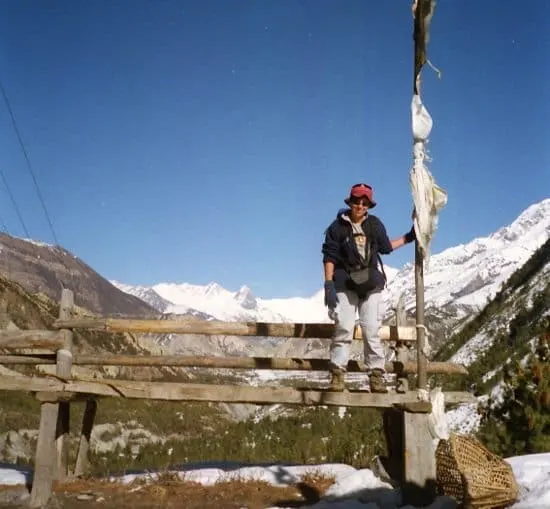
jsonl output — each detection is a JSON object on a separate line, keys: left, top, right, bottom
{"left": 436, "top": 433, "right": 519, "bottom": 508}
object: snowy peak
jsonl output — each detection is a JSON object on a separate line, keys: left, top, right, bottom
{"left": 490, "top": 198, "right": 550, "bottom": 243}
{"left": 234, "top": 285, "right": 257, "bottom": 310}
{"left": 204, "top": 282, "right": 225, "bottom": 297}
{"left": 111, "top": 281, "right": 171, "bottom": 312}
{"left": 116, "top": 280, "right": 290, "bottom": 323}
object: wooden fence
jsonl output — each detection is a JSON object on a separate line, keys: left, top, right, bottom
{"left": 0, "top": 289, "right": 473, "bottom": 507}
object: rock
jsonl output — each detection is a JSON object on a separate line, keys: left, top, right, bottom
{"left": 76, "top": 493, "right": 95, "bottom": 501}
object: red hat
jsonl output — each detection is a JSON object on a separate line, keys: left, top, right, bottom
{"left": 344, "top": 183, "right": 376, "bottom": 208}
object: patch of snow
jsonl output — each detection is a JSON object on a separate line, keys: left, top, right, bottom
{"left": 445, "top": 403, "right": 481, "bottom": 435}
{"left": 0, "top": 454, "right": 548, "bottom": 508}
{"left": 20, "top": 238, "right": 55, "bottom": 249}
{"left": 0, "top": 464, "right": 32, "bottom": 485}
{"left": 507, "top": 454, "right": 550, "bottom": 509}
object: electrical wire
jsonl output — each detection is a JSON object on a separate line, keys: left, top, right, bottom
{"left": 0, "top": 167, "right": 30, "bottom": 238}
{"left": 0, "top": 77, "right": 60, "bottom": 246}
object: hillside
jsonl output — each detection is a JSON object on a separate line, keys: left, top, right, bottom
{"left": 0, "top": 233, "right": 157, "bottom": 317}
{"left": 437, "top": 236, "right": 550, "bottom": 439}
{"left": 436, "top": 236, "right": 550, "bottom": 383}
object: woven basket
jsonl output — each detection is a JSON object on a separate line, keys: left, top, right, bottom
{"left": 436, "top": 433, "right": 519, "bottom": 509}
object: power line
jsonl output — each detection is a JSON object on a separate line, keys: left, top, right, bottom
{"left": 0, "top": 167, "right": 30, "bottom": 238}
{"left": 0, "top": 77, "right": 60, "bottom": 246}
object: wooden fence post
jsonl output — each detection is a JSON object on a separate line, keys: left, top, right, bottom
{"left": 74, "top": 399, "right": 97, "bottom": 477}
{"left": 402, "top": 409, "right": 437, "bottom": 505}
{"left": 29, "top": 402, "right": 59, "bottom": 508}
{"left": 29, "top": 288, "right": 74, "bottom": 507}
{"left": 55, "top": 289, "right": 74, "bottom": 481}
{"left": 0, "top": 300, "right": 9, "bottom": 329}
{"left": 394, "top": 294, "right": 409, "bottom": 393}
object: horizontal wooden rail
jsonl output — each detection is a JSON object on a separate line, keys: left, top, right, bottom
{"left": 52, "top": 319, "right": 417, "bottom": 341}
{"left": 0, "top": 330, "right": 63, "bottom": 351}
{"left": 0, "top": 355, "right": 55, "bottom": 365}
{"left": 73, "top": 355, "right": 467, "bottom": 374}
{"left": 0, "top": 373, "right": 474, "bottom": 408}
{"left": 0, "top": 354, "right": 468, "bottom": 375}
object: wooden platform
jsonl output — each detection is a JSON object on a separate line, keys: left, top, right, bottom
{"left": 53, "top": 318, "right": 418, "bottom": 341}
{"left": 0, "top": 373, "right": 474, "bottom": 408}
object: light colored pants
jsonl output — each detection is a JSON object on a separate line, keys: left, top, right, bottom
{"left": 329, "top": 288, "right": 385, "bottom": 372}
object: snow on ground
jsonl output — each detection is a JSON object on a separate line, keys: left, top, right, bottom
{"left": 444, "top": 403, "right": 482, "bottom": 435}
{"left": 506, "top": 454, "right": 550, "bottom": 509}
{"left": 1, "top": 454, "right": 548, "bottom": 508}
{"left": 0, "top": 463, "right": 32, "bottom": 485}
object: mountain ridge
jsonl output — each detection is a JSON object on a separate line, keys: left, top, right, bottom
{"left": 0, "top": 233, "right": 157, "bottom": 317}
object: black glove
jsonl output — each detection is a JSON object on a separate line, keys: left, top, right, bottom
{"left": 404, "top": 225, "right": 416, "bottom": 244}
{"left": 324, "top": 281, "right": 339, "bottom": 309}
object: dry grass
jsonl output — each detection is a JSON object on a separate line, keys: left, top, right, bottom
{"left": 45, "top": 469, "right": 336, "bottom": 509}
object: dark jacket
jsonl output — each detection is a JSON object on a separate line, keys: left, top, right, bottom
{"left": 322, "top": 209, "right": 393, "bottom": 294}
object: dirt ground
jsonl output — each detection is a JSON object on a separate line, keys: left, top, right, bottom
{"left": 0, "top": 473, "right": 335, "bottom": 509}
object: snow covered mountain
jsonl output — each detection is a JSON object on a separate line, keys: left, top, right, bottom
{"left": 387, "top": 199, "right": 550, "bottom": 311}
{"left": 112, "top": 199, "right": 550, "bottom": 334}
{"left": 111, "top": 282, "right": 173, "bottom": 313}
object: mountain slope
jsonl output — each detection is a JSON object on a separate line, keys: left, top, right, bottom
{"left": 441, "top": 235, "right": 550, "bottom": 435}
{"left": 382, "top": 198, "right": 550, "bottom": 339}
{"left": 0, "top": 234, "right": 157, "bottom": 317}
{"left": 437, "top": 235, "right": 550, "bottom": 373}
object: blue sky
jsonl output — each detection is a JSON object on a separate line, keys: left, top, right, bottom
{"left": 1, "top": 0, "right": 549, "bottom": 298}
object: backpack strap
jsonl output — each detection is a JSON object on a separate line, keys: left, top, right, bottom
{"left": 365, "top": 216, "right": 388, "bottom": 288}
{"left": 377, "top": 253, "right": 388, "bottom": 288}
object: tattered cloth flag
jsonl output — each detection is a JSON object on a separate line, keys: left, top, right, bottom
{"left": 410, "top": 0, "right": 447, "bottom": 265}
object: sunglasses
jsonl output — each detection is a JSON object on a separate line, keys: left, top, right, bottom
{"left": 350, "top": 197, "right": 370, "bottom": 206}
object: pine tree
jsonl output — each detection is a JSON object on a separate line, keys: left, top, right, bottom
{"left": 478, "top": 331, "right": 550, "bottom": 456}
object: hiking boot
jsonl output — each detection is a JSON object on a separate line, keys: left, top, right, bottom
{"left": 369, "top": 369, "right": 388, "bottom": 394}
{"left": 329, "top": 367, "right": 346, "bottom": 392}
{"left": 356, "top": 360, "right": 369, "bottom": 372}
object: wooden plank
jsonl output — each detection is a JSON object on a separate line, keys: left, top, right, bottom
{"left": 71, "top": 355, "right": 468, "bottom": 375}
{"left": 0, "top": 353, "right": 469, "bottom": 375}
{"left": 0, "top": 330, "right": 63, "bottom": 351}
{"left": 29, "top": 402, "right": 58, "bottom": 508}
{"left": 379, "top": 325, "right": 416, "bottom": 342}
{"left": 0, "top": 355, "right": 55, "bottom": 365}
{"left": 36, "top": 391, "right": 81, "bottom": 403}
{"left": 0, "top": 301, "right": 9, "bottom": 329}
{"left": 0, "top": 374, "right": 60, "bottom": 392}
{"left": 0, "top": 373, "right": 475, "bottom": 407}
{"left": 395, "top": 401, "right": 432, "bottom": 413}
{"left": 55, "top": 289, "right": 74, "bottom": 482}
{"left": 403, "top": 411, "right": 437, "bottom": 505}
{"left": 74, "top": 399, "right": 97, "bottom": 477}
{"left": 53, "top": 318, "right": 417, "bottom": 341}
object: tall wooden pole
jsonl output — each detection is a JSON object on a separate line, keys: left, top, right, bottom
{"left": 412, "top": 0, "right": 432, "bottom": 392}
{"left": 415, "top": 242, "right": 427, "bottom": 390}
{"left": 402, "top": 2, "right": 437, "bottom": 504}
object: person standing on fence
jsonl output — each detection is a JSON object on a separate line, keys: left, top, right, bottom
{"left": 321, "top": 183, "right": 416, "bottom": 392}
